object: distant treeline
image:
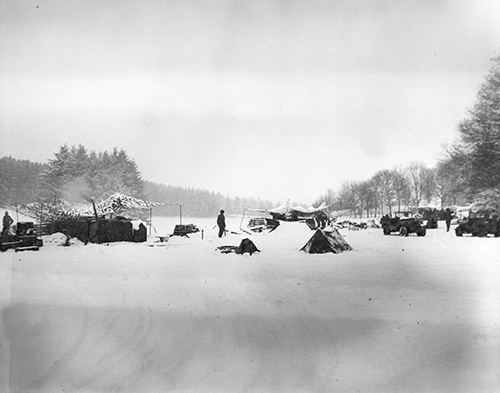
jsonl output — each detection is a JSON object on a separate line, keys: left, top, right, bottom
{"left": 0, "top": 146, "right": 273, "bottom": 217}
{"left": 0, "top": 156, "right": 46, "bottom": 205}
{"left": 144, "top": 182, "right": 273, "bottom": 217}
{"left": 315, "top": 55, "right": 500, "bottom": 216}
{"left": 314, "top": 162, "right": 463, "bottom": 217}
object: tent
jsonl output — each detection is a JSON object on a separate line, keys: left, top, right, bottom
{"left": 300, "top": 228, "right": 352, "bottom": 254}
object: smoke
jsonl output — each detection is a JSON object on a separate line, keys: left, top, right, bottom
{"left": 62, "top": 177, "right": 92, "bottom": 204}
{"left": 82, "top": 194, "right": 95, "bottom": 204}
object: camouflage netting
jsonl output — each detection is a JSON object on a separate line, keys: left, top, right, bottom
{"left": 94, "top": 193, "right": 161, "bottom": 216}
{"left": 22, "top": 193, "right": 160, "bottom": 222}
{"left": 22, "top": 202, "right": 80, "bottom": 223}
{"left": 21, "top": 193, "right": 155, "bottom": 243}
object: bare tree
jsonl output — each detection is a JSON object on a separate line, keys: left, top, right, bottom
{"left": 421, "top": 168, "right": 436, "bottom": 205}
{"left": 391, "top": 168, "right": 411, "bottom": 212}
{"left": 338, "top": 182, "right": 358, "bottom": 216}
{"left": 356, "top": 180, "right": 376, "bottom": 218}
{"left": 314, "top": 188, "right": 336, "bottom": 209}
{"left": 372, "top": 170, "right": 396, "bottom": 215}
{"left": 368, "top": 175, "right": 382, "bottom": 216}
{"left": 406, "top": 162, "right": 435, "bottom": 207}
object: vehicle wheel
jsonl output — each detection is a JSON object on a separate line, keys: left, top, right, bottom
{"left": 383, "top": 225, "right": 391, "bottom": 235}
{"left": 455, "top": 227, "right": 463, "bottom": 237}
{"left": 399, "top": 226, "right": 408, "bottom": 237}
{"left": 478, "top": 227, "right": 488, "bottom": 237}
{"left": 417, "top": 227, "right": 426, "bottom": 237}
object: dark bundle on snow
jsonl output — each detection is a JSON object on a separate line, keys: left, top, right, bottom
{"left": 301, "top": 228, "right": 352, "bottom": 254}
{"left": 237, "top": 238, "right": 260, "bottom": 255}
{"left": 335, "top": 220, "right": 367, "bottom": 230}
{"left": 216, "top": 238, "right": 260, "bottom": 255}
{"left": 172, "top": 224, "right": 199, "bottom": 237}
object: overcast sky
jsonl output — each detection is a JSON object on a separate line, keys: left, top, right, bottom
{"left": 1, "top": 0, "right": 499, "bottom": 203}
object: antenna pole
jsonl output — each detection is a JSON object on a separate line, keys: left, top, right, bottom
{"left": 149, "top": 207, "right": 152, "bottom": 235}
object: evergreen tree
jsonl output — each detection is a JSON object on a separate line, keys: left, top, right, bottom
{"left": 40, "top": 145, "right": 144, "bottom": 203}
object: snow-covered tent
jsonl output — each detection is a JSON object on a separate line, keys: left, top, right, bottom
{"left": 269, "top": 201, "right": 328, "bottom": 215}
{"left": 300, "top": 228, "right": 352, "bottom": 254}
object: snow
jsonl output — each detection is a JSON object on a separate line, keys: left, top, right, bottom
{"left": 43, "top": 233, "right": 84, "bottom": 247}
{"left": 42, "top": 232, "right": 68, "bottom": 245}
{"left": 1, "top": 217, "right": 499, "bottom": 392}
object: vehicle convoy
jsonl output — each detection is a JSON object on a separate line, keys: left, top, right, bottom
{"left": 0, "top": 222, "right": 43, "bottom": 252}
{"left": 455, "top": 209, "right": 500, "bottom": 237}
{"left": 380, "top": 212, "right": 427, "bottom": 237}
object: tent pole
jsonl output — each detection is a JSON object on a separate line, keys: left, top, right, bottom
{"left": 149, "top": 207, "right": 152, "bottom": 235}
{"left": 239, "top": 209, "right": 246, "bottom": 231}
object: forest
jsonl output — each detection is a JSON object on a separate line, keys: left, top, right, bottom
{"left": 0, "top": 147, "right": 273, "bottom": 217}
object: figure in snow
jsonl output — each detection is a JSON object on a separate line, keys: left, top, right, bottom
{"left": 2, "top": 211, "right": 13, "bottom": 235}
{"left": 444, "top": 208, "right": 452, "bottom": 232}
{"left": 217, "top": 210, "right": 226, "bottom": 238}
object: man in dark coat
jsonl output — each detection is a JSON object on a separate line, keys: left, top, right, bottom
{"left": 2, "top": 211, "right": 14, "bottom": 235}
{"left": 217, "top": 210, "right": 226, "bottom": 238}
{"left": 444, "top": 208, "right": 452, "bottom": 232}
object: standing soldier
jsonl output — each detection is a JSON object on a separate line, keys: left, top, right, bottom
{"left": 217, "top": 210, "right": 226, "bottom": 238}
{"left": 444, "top": 208, "right": 452, "bottom": 232}
{"left": 2, "top": 211, "right": 14, "bottom": 235}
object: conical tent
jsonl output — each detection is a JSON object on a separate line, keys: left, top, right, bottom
{"left": 300, "top": 228, "right": 352, "bottom": 254}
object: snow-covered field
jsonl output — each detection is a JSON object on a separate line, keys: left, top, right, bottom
{"left": 1, "top": 216, "right": 499, "bottom": 393}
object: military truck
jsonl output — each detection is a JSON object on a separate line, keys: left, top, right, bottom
{"left": 380, "top": 212, "right": 427, "bottom": 237}
{"left": 455, "top": 209, "right": 500, "bottom": 237}
{"left": 418, "top": 207, "right": 439, "bottom": 229}
{"left": 0, "top": 222, "right": 43, "bottom": 252}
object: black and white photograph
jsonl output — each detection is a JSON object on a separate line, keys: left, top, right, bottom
{"left": 1, "top": 1, "right": 499, "bottom": 392}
